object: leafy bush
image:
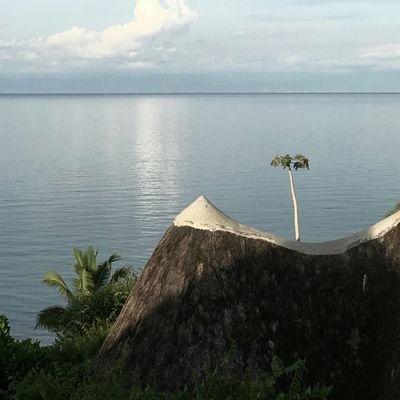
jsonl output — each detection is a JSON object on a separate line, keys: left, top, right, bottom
{"left": 2, "top": 245, "right": 332, "bottom": 400}
{"left": 0, "top": 315, "right": 48, "bottom": 399}
{"left": 36, "top": 247, "right": 137, "bottom": 336}
{"left": 2, "top": 311, "right": 331, "bottom": 400}
{"left": 8, "top": 347, "right": 331, "bottom": 400}
{"left": 8, "top": 323, "right": 107, "bottom": 400}
{"left": 191, "top": 356, "right": 330, "bottom": 400}
{"left": 43, "top": 277, "right": 136, "bottom": 338}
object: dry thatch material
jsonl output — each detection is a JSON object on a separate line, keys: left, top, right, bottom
{"left": 94, "top": 197, "right": 400, "bottom": 400}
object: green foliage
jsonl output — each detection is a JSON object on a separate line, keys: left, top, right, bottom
{"left": 0, "top": 314, "right": 11, "bottom": 337}
{"left": 42, "top": 247, "right": 124, "bottom": 300}
{"left": 42, "top": 271, "right": 74, "bottom": 300}
{"left": 7, "top": 349, "right": 331, "bottom": 400}
{"left": 2, "top": 311, "right": 331, "bottom": 400}
{"left": 270, "top": 154, "right": 310, "bottom": 241}
{"left": 192, "top": 356, "right": 330, "bottom": 400}
{"left": 271, "top": 154, "right": 310, "bottom": 171}
{"left": 0, "top": 315, "right": 48, "bottom": 399}
{"left": 2, "top": 245, "right": 331, "bottom": 400}
{"left": 1, "top": 249, "right": 140, "bottom": 399}
{"left": 5, "top": 322, "right": 108, "bottom": 400}
{"left": 37, "top": 247, "right": 137, "bottom": 335}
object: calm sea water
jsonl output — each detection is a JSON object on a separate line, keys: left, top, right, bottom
{"left": 0, "top": 93, "right": 399, "bottom": 342}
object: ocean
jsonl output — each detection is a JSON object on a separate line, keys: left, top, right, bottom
{"left": 0, "top": 93, "right": 399, "bottom": 342}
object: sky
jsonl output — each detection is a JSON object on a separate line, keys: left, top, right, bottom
{"left": 1, "top": 0, "right": 400, "bottom": 92}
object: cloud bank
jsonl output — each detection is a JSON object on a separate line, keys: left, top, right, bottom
{"left": 0, "top": 0, "right": 196, "bottom": 68}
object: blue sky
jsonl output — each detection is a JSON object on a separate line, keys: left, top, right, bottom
{"left": 1, "top": 0, "right": 400, "bottom": 92}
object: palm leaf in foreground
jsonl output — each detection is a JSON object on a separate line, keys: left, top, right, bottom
{"left": 93, "top": 263, "right": 112, "bottom": 290}
{"left": 42, "top": 271, "right": 74, "bottom": 300}
{"left": 111, "top": 266, "right": 135, "bottom": 283}
{"left": 36, "top": 305, "right": 72, "bottom": 331}
{"left": 94, "top": 253, "right": 122, "bottom": 288}
{"left": 107, "top": 253, "right": 122, "bottom": 265}
{"left": 38, "top": 247, "right": 137, "bottom": 335}
{"left": 80, "top": 268, "right": 95, "bottom": 295}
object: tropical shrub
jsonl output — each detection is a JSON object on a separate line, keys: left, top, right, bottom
{"left": 2, "top": 245, "right": 332, "bottom": 400}
{"left": 0, "top": 315, "right": 47, "bottom": 398}
{"left": 6, "top": 319, "right": 108, "bottom": 399}
{"left": 192, "top": 356, "right": 330, "bottom": 400}
{"left": 9, "top": 347, "right": 331, "bottom": 400}
{"left": 36, "top": 247, "right": 137, "bottom": 336}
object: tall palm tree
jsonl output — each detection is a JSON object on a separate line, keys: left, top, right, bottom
{"left": 36, "top": 247, "right": 134, "bottom": 334}
{"left": 271, "top": 154, "right": 310, "bottom": 242}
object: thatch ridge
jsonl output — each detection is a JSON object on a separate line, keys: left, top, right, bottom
{"left": 93, "top": 197, "right": 400, "bottom": 399}
{"left": 174, "top": 195, "right": 400, "bottom": 254}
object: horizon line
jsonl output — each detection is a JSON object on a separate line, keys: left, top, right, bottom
{"left": 1, "top": 91, "right": 400, "bottom": 96}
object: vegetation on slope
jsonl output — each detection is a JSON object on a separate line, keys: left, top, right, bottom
{"left": 0, "top": 247, "right": 331, "bottom": 399}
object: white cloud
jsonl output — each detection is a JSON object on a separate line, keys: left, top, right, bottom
{"left": 361, "top": 43, "right": 400, "bottom": 60}
{"left": 356, "top": 44, "right": 400, "bottom": 70}
{"left": 0, "top": 0, "right": 196, "bottom": 67}
{"left": 255, "top": 43, "right": 400, "bottom": 72}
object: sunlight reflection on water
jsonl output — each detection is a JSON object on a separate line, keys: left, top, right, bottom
{"left": 0, "top": 93, "right": 399, "bottom": 342}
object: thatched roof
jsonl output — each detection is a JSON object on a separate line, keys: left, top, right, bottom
{"left": 94, "top": 196, "right": 400, "bottom": 400}
{"left": 175, "top": 195, "right": 400, "bottom": 255}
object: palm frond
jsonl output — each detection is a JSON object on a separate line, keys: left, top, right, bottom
{"left": 42, "top": 271, "right": 74, "bottom": 300}
{"left": 73, "top": 248, "right": 85, "bottom": 269}
{"left": 71, "top": 277, "right": 82, "bottom": 292}
{"left": 93, "top": 264, "right": 111, "bottom": 289}
{"left": 86, "top": 246, "right": 98, "bottom": 272}
{"left": 36, "top": 305, "right": 70, "bottom": 331}
{"left": 92, "top": 252, "right": 121, "bottom": 289}
{"left": 74, "top": 260, "right": 84, "bottom": 277}
{"left": 73, "top": 248, "right": 85, "bottom": 291}
{"left": 111, "top": 266, "right": 135, "bottom": 283}
{"left": 288, "top": 359, "right": 306, "bottom": 395}
{"left": 80, "top": 268, "right": 95, "bottom": 295}
{"left": 107, "top": 253, "right": 122, "bottom": 264}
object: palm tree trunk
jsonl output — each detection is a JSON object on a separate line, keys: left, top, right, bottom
{"left": 288, "top": 169, "right": 300, "bottom": 241}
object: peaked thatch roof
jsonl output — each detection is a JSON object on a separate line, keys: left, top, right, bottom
{"left": 94, "top": 196, "right": 400, "bottom": 400}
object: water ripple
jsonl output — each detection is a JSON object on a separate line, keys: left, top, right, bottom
{"left": 0, "top": 94, "right": 400, "bottom": 341}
